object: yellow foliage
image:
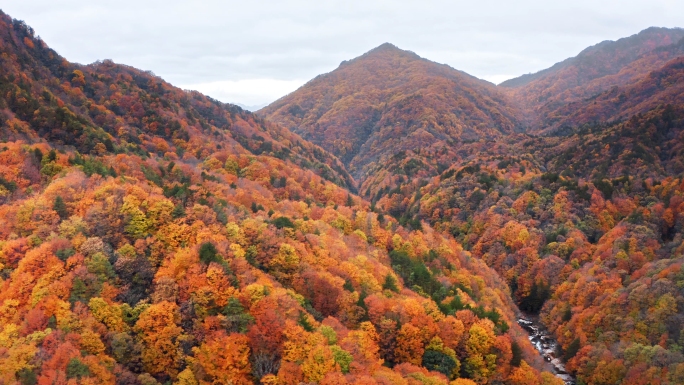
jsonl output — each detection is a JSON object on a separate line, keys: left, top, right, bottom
{"left": 0, "top": 341, "right": 38, "bottom": 383}
{"left": 0, "top": 299, "right": 20, "bottom": 325}
{"left": 89, "top": 297, "right": 128, "bottom": 332}
{"left": 270, "top": 243, "right": 300, "bottom": 273}
{"left": 244, "top": 283, "right": 267, "bottom": 305}
{"left": 58, "top": 215, "right": 89, "bottom": 238}
{"left": 466, "top": 322, "right": 495, "bottom": 356}
{"left": 175, "top": 368, "right": 199, "bottom": 385}
{"left": 540, "top": 372, "right": 564, "bottom": 385}
{"left": 302, "top": 345, "right": 338, "bottom": 383}
{"left": 81, "top": 329, "right": 106, "bottom": 355}
{"left": 230, "top": 243, "right": 246, "bottom": 259}
{"left": 0, "top": 323, "right": 20, "bottom": 348}
{"left": 450, "top": 380, "right": 477, "bottom": 385}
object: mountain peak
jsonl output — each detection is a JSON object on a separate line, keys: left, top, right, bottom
{"left": 364, "top": 42, "right": 419, "bottom": 58}
{"left": 369, "top": 42, "right": 401, "bottom": 52}
{"left": 336, "top": 43, "right": 422, "bottom": 70}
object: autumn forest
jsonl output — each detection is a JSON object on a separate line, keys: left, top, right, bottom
{"left": 0, "top": 9, "right": 683, "bottom": 385}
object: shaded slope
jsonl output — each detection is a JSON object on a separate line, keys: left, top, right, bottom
{"left": 551, "top": 56, "right": 684, "bottom": 129}
{"left": 501, "top": 27, "right": 684, "bottom": 132}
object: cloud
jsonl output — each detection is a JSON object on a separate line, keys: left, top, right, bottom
{"left": 3, "top": 0, "right": 683, "bottom": 105}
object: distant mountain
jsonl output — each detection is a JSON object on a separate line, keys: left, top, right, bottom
{"left": 234, "top": 102, "right": 268, "bottom": 112}
{"left": 260, "top": 43, "right": 522, "bottom": 197}
{"left": 501, "top": 27, "right": 684, "bottom": 132}
{"left": 550, "top": 56, "right": 684, "bottom": 129}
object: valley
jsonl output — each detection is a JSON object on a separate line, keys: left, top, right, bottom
{"left": 0, "top": 8, "right": 683, "bottom": 385}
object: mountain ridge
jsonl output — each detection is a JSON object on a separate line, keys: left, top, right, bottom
{"left": 499, "top": 26, "right": 684, "bottom": 132}
{"left": 500, "top": 26, "right": 684, "bottom": 88}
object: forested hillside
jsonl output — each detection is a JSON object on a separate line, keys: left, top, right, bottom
{"left": 371, "top": 105, "right": 684, "bottom": 384}
{"left": 0, "top": 10, "right": 565, "bottom": 385}
{"left": 548, "top": 56, "right": 684, "bottom": 129}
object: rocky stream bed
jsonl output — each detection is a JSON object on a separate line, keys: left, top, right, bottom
{"left": 517, "top": 315, "right": 576, "bottom": 385}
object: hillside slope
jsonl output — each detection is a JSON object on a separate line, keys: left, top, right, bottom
{"left": 265, "top": 27, "right": 684, "bottom": 385}
{"left": 0, "top": 18, "right": 354, "bottom": 190}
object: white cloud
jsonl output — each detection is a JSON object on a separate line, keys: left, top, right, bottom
{"left": 2, "top": 0, "right": 683, "bottom": 105}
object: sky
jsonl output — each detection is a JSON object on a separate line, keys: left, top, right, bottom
{"left": 3, "top": 1, "right": 683, "bottom": 109}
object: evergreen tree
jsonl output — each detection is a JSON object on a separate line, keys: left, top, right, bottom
{"left": 33, "top": 148, "right": 43, "bottom": 164}
{"left": 565, "top": 338, "right": 581, "bottom": 360}
{"left": 47, "top": 149, "right": 57, "bottom": 162}
{"left": 199, "top": 242, "right": 220, "bottom": 264}
{"left": 511, "top": 340, "right": 522, "bottom": 367}
{"left": 382, "top": 274, "right": 400, "bottom": 293}
{"left": 53, "top": 195, "right": 68, "bottom": 219}
{"left": 172, "top": 203, "right": 186, "bottom": 218}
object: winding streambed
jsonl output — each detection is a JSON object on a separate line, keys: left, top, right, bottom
{"left": 517, "top": 314, "right": 576, "bottom": 385}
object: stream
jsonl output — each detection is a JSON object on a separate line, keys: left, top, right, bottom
{"left": 517, "top": 314, "right": 576, "bottom": 385}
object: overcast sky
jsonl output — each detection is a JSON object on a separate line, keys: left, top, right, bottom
{"left": 3, "top": 1, "right": 683, "bottom": 109}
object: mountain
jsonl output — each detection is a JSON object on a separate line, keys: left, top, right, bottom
{"left": 501, "top": 27, "right": 684, "bottom": 132}
{"left": 235, "top": 102, "right": 268, "bottom": 112}
{"left": 0, "top": 10, "right": 556, "bottom": 385}
{"left": 255, "top": 28, "right": 684, "bottom": 385}
{"left": 259, "top": 43, "right": 522, "bottom": 197}
{"left": 500, "top": 27, "right": 684, "bottom": 89}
